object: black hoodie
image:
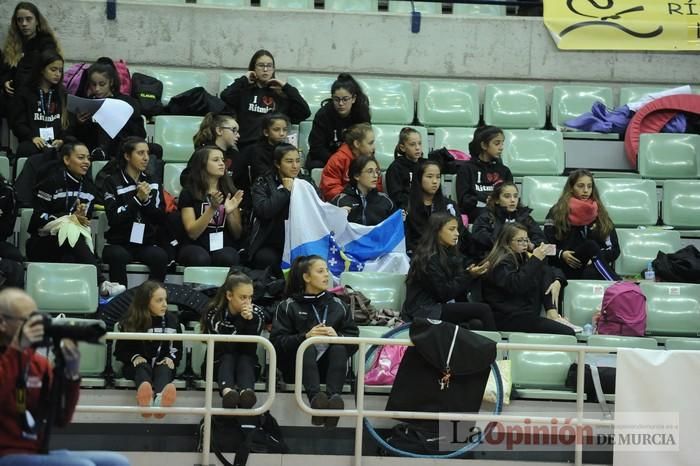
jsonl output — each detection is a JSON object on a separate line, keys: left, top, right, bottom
{"left": 471, "top": 206, "right": 546, "bottom": 259}
{"left": 331, "top": 183, "right": 394, "bottom": 226}
{"left": 306, "top": 102, "right": 368, "bottom": 170}
{"left": 9, "top": 85, "right": 65, "bottom": 143}
{"left": 0, "top": 32, "right": 57, "bottom": 93}
{"left": 456, "top": 157, "right": 513, "bottom": 221}
{"left": 385, "top": 156, "right": 424, "bottom": 211}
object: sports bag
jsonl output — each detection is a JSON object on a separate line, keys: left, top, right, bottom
{"left": 652, "top": 245, "right": 700, "bottom": 284}
{"left": 131, "top": 72, "right": 164, "bottom": 118}
{"left": 365, "top": 344, "right": 407, "bottom": 385}
{"left": 63, "top": 62, "right": 90, "bottom": 95}
{"left": 166, "top": 86, "right": 226, "bottom": 116}
{"left": 112, "top": 59, "right": 132, "bottom": 96}
{"left": 597, "top": 282, "right": 647, "bottom": 336}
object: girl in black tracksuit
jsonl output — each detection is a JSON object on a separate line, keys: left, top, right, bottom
{"left": 242, "top": 112, "right": 290, "bottom": 184}
{"left": 9, "top": 49, "right": 68, "bottom": 158}
{"left": 385, "top": 127, "right": 424, "bottom": 210}
{"left": 270, "top": 255, "right": 359, "bottom": 428}
{"left": 306, "top": 73, "right": 371, "bottom": 170}
{"left": 544, "top": 169, "right": 620, "bottom": 281}
{"left": 471, "top": 181, "right": 545, "bottom": 260}
{"left": 101, "top": 137, "right": 175, "bottom": 286}
{"left": 456, "top": 126, "right": 513, "bottom": 222}
{"left": 331, "top": 155, "right": 394, "bottom": 226}
{"left": 402, "top": 212, "right": 496, "bottom": 330}
{"left": 482, "top": 223, "right": 575, "bottom": 336}
{"left": 201, "top": 273, "right": 265, "bottom": 409}
{"left": 249, "top": 143, "right": 315, "bottom": 274}
{"left": 220, "top": 49, "right": 310, "bottom": 149}
{"left": 115, "top": 281, "right": 182, "bottom": 418}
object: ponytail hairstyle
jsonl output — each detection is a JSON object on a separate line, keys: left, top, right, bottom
{"left": 406, "top": 212, "right": 460, "bottom": 287}
{"left": 343, "top": 123, "right": 373, "bottom": 153}
{"left": 59, "top": 136, "right": 88, "bottom": 166}
{"left": 85, "top": 60, "right": 121, "bottom": 97}
{"left": 468, "top": 125, "right": 504, "bottom": 159}
{"left": 393, "top": 126, "right": 420, "bottom": 159}
{"left": 119, "top": 136, "right": 149, "bottom": 170}
{"left": 485, "top": 181, "right": 521, "bottom": 213}
{"left": 193, "top": 112, "right": 238, "bottom": 147}
{"left": 202, "top": 272, "right": 254, "bottom": 330}
{"left": 549, "top": 169, "right": 613, "bottom": 241}
{"left": 120, "top": 280, "right": 166, "bottom": 332}
{"left": 3, "top": 2, "right": 62, "bottom": 67}
{"left": 30, "top": 49, "right": 68, "bottom": 130}
{"left": 484, "top": 222, "right": 529, "bottom": 274}
{"left": 259, "top": 112, "right": 290, "bottom": 143}
{"left": 273, "top": 142, "right": 299, "bottom": 167}
{"left": 327, "top": 73, "right": 371, "bottom": 123}
{"left": 285, "top": 255, "right": 326, "bottom": 297}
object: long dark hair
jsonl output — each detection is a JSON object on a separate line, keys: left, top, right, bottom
{"left": 468, "top": 125, "right": 504, "bottom": 159}
{"left": 322, "top": 73, "right": 371, "bottom": 123}
{"left": 248, "top": 49, "right": 275, "bottom": 75}
{"left": 184, "top": 146, "right": 236, "bottom": 200}
{"left": 406, "top": 161, "right": 453, "bottom": 232}
{"left": 285, "top": 255, "right": 325, "bottom": 297}
{"left": 30, "top": 49, "right": 68, "bottom": 130}
{"left": 120, "top": 281, "right": 166, "bottom": 332}
{"left": 85, "top": 60, "right": 121, "bottom": 96}
{"left": 484, "top": 222, "right": 529, "bottom": 274}
{"left": 201, "top": 272, "right": 254, "bottom": 330}
{"left": 406, "top": 212, "right": 460, "bottom": 287}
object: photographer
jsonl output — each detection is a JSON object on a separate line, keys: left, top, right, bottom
{"left": 0, "top": 288, "right": 130, "bottom": 466}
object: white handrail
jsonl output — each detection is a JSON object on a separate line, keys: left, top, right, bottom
{"left": 75, "top": 332, "right": 277, "bottom": 466}
{"left": 296, "top": 336, "right": 623, "bottom": 466}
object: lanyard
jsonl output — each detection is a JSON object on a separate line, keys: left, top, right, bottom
{"left": 123, "top": 170, "right": 143, "bottom": 223}
{"left": 64, "top": 171, "right": 83, "bottom": 214}
{"left": 15, "top": 350, "right": 29, "bottom": 414}
{"left": 311, "top": 304, "right": 328, "bottom": 325}
{"left": 153, "top": 315, "right": 167, "bottom": 362}
{"left": 38, "top": 89, "right": 53, "bottom": 118}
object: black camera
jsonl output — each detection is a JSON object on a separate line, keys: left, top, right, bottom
{"left": 31, "top": 313, "right": 107, "bottom": 347}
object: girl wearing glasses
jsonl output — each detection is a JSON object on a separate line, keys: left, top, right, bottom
{"left": 193, "top": 112, "right": 242, "bottom": 185}
{"left": 544, "top": 169, "right": 620, "bottom": 280}
{"left": 482, "top": 223, "right": 575, "bottom": 335}
{"left": 220, "top": 49, "right": 310, "bottom": 150}
{"left": 471, "top": 182, "right": 545, "bottom": 260}
{"left": 331, "top": 155, "right": 394, "bottom": 226}
{"left": 306, "top": 73, "right": 371, "bottom": 170}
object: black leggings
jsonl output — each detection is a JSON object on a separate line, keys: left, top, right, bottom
{"left": 177, "top": 245, "right": 240, "bottom": 267}
{"left": 497, "top": 314, "right": 575, "bottom": 336}
{"left": 216, "top": 352, "right": 258, "bottom": 395}
{"left": 250, "top": 246, "right": 282, "bottom": 277}
{"left": 566, "top": 240, "right": 619, "bottom": 280}
{"left": 123, "top": 361, "right": 175, "bottom": 394}
{"left": 102, "top": 243, "right": 170, "bottom": 285}
{"left": 440, "top": 302, "right": 497, "bottom": 331}
{"left": 27, "top": 235, "right": 106, "bottom": 284}
{"left": 280, "top": 344, "right": 350, "bottom": 401}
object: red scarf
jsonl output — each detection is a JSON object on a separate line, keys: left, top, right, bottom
{"left": 568, "top": 197, "right": 598, "bottom": 226}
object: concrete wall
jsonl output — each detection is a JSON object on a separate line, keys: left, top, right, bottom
{"left": 2, "top": 0, "right": 698, "bottom": 88}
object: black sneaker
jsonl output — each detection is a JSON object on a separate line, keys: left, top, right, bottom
{"left": 238, "top": 389, "right": 257, "bottom": 409}
{"left": 222, "top": 390, "right": 240, "bottom": 409}
{"left": 325, "top": 394, "right": 344, "bottom": 429}
{"left": 310, "top": 392, "right": 329, "bottom": 426}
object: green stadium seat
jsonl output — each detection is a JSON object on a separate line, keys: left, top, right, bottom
{"left": 0, "top": 155, "right": 9, "bottom": 180}
{"left": 640, "top": 282, "right": 700, "bottom": 337}
{"left": 638, "top": 133, "right": 700, "bottom": 179}
{"left": 587, "top": 334, "right": 658, "bottom": 350}
{"left": 483, "top": 83, "right": 547, "bottom": 129}
{"left": 94, "top": 211, "right": 109, "bottom": 259}
{"left": 78, "top": 340, "right": 107, "bottom": 376}
{"left": 130, "top": 67, "right": 209, "bottom": 105}
{"left": 502, "top": 130, "right": 565, "bottom": 176}
{"left": 298, "top": 120, "right": 312, "bottom": 163}
{"left": 146, "top": 0, "right": 186, "bottom": 3}
{"left": 417, "top": 81, "right": 480, "bottom": 127}
{"left": 509, "top": 333, "right": 578, "bottom": 394}
{"left": 596, "top": 178, "right": 658, "bottom": 227}
{"left": 163, "top": 163, "right": 187, "bottom": 198}
{"left": 473, "top": 330, "right": 504, "bottom": 359}
{"left": 432, "top": 127, "right": 475, "bottom": 152}
{"left": 372, "top": 125, "right": 428, "bottom": 170}
{"left": 198, "top": 0, "right": 251, "bottom": 6}
{"left": 17, "top": 208, "right": 32, "bottom": 258}
{"left": 359, "top": 79, "right": 415, "bottom": 125}
{"left": 311, "top": 168, "right": 322, "bottom": 186}
{"left": 452, "top": 4, "right": 506, "bottom": 15}
{"left": 562, "top": 280, "right": 614, "bottom": 327}
{"left": 260, "top": 0, "right": 314, "bottom": 9}
{"left": 154, "top": 116, "right": 202, "bottom": 163}
{"left": 662, "top": 180, "right": 700, "bottom": 228}
{"left": 519, "top": 176, "right": 566, "bottom": 223}
{"left": 286, "top": 75, "right": 336, "bottom": 117}
{"left": 183, "top": 266, "right": 230, "bottom": 286}
{"left": 15, "top": 157, "right": 27, "bottom": 180}
{"left": 619, "top": 86, "right": 683, "bottom": 106}
{"left": 665, "top": 338, "right": 700, "bottom": 350}
{"left": 388, "top": 1, "right": 442, "bottom": 14}
{"left": 218, "top": 71, "right": 240, "bottom": 94}
{"left": 26, "top": 263, "right": 99, "bottom": 314}
{"left": 551, "top": 85, "right": 614, "bottom": 130}
{"left": 90, "top": 160, "right": 108, "bottom": 181}
{"left": 325, "top": 0, "right": 378, "bottom": 11}
{"left": 340, "top": 272, "right": 406, "bottom": 311}
{"left": 615, "top": 229, "right": 682, "bottom": 277}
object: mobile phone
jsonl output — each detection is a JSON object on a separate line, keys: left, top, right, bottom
{"left": 545, "top": 244, "right": 556, "bottom": 256}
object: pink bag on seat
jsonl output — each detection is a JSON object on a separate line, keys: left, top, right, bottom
{"left": 365, "top": 344, "right": 407, "bottom": 385}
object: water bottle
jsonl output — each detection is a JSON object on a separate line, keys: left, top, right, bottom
{"left": 583, "top": 323, "right": 594, "bottom": 336}
{"left": 644, "top": 261, "right": 656, "bottom": 281}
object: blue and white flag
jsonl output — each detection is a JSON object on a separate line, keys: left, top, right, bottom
{"left": 281, "top": 179, "right": 409, "bottom": 276}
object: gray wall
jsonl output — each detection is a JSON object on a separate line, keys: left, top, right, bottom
{"left": 2, "top": 0, "right": 698, "bottom": 88}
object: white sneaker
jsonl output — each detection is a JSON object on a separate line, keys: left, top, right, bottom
{"left": 556, "top": 316, "right": 583, "bottom": 333}
{"left": 100, "top": 281, "right": 126, "bottom": 297}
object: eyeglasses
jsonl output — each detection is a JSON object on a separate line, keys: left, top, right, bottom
{"left": 332, "top": 96, "right": 353, "bottom": 104}
{"left": 512, "top": 238, "right": 530, "bottom": 244}
{"left": 255, "top": 63, "right": 274, "bottom": 70}
{"left": 362, "top": 169, "right": 381, "bottom": 176}
{"left": 219, "top": 126, "right": 239, "bottom": 134}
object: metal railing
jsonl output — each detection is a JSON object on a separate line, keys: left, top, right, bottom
{"left": 75, "top": 332, "right": 277, "bottom": 466}
{"left": 296, "top": 336, "right": 618, "bottom": 466}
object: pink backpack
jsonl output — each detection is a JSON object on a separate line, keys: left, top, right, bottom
{"left": 597, "top": 282, "right": 647, "bottom": 337}
{"left": 63, "top": 62, "right": 90, "bottom": 95}
{"left": 113, "top": 59, "right": 132, "bottom": 96}
{"left": 364, "top": 344, "right": 407, "bottom": 385}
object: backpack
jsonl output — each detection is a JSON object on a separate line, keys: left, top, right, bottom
{"left": 197, "top": 412, "right": 288, "bottom": 466}
{"left": 63, "top": 62, "right": 90, "bottom": 95}
{"left": 131, "top": 72, "right": 164, "bottom": 118}
{"left": 112, "top": 59, "right": 131, "bottom": 96}
{"left": 652, "top": 245, "right": 700, "bottom": 284}
{"left": 597, "top": 282, "right": 647, "bottom": 336}
{"left": 427, "top": 147, "right": 471, "bottom": 175}
{"left": 166, "top": 86, "right": 226, "bottom": 116}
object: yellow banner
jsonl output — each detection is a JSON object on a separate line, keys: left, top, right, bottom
{"left": 543, "top": 0, "right": 700, "bottom": 51}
